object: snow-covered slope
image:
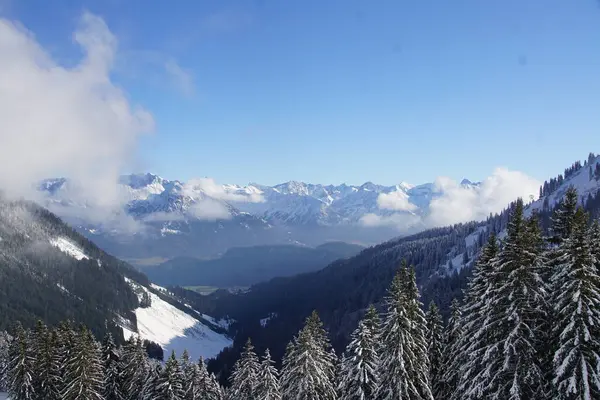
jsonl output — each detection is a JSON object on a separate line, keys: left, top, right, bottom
{"left": 49, "top": 237, "right": 89, "bottom": 260}
{"left": 436, "top": 153, "right": 600, "bottom": 275}
{"left": 122, "top": 279, "right": 232, "bottom": 361}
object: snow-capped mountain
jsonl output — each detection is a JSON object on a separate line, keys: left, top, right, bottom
{"left": 35, "top": 174, "right": 483, "bottom": 261}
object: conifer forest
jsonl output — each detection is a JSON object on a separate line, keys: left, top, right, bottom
{"left": 1, "top": 187, "right": 600, "bottom": 399}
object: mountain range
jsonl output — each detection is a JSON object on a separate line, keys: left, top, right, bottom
{"left": 39, "top": 174, "right": 479, "bottom": 263}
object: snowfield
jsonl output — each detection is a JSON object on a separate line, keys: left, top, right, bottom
{"left": 49, "top": 237, "right": 89, "bottom": 260}
{"left": 122, "top": 282, "right": 232, "bottom": 361}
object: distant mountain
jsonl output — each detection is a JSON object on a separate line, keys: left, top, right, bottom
{"left": 142, "top": 241, "right": 365, "bottom": 288}
{"left": 38, "top": 174, "right": 479, "bottom": 261}
{"left": 0, "top": 197, "right": 232, "bottom": 358}
{"left": 189, "top": 153, "right": 600, "bottom": 381}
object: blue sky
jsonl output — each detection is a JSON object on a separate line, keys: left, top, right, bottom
{"left": 2, "top": 0, "right": 600, "bottom": 186}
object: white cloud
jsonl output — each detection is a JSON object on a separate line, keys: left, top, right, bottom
{"left": 377, "top": 191, "right": 417, "bottom": 212}
{"left": 364, "top": 167, "right": 540, "bottom": 231}
{"left": 189, "top": 198, "right": 232, "bottom": 221}
{"left": 360, "top": 212, "right": 421, "bottom": 229}
{"left": 0, "top": 12, "right": 153, "bottom": 219}
{"left": 183, "top": 178, "right": 264, "bottom": 203}
{"left": 425, "top": 167, "right": 540, "bottom": 226}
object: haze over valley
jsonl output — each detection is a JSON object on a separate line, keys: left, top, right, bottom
{"left": 1, "top": 1, "right": 600, "bottom": 399}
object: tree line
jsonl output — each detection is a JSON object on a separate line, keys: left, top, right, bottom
{"left": 1, "top": 186, "right": 599, "bottom": 399}
{"left": 0, "top": 321, "right": 223, "bottom": 399}
{"left": 221, "top": 187, "right": 600, "bottom": 399}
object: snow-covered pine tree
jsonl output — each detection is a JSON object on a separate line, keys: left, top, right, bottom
{"left": 140, "top": 360, "right": 161, "bottom": 400}
{"left": 183, "top": 362, "right": 201, "bottom": 400}
{"left": 439, "top": 299, "right": 462, "bottom": 400}
{"left": 551, "top": 207, "right": 600, "bottom": 399}
{"left": 7, "top": 323, "right": 35, "bottom": 400}
{"left": 155, "top": 351, "right": 185, "bottom": 400}
{"left": 55, "top": 320, "right": 76, "bottom": 394}
{"left": 197, "top": 357, "right": 223, "bottom": 400}
{"left": 33, "top": 326, "right": 61, "bottom": 400}
{"left": 549, "top": 186, "right": 579, "bottom": 246}
{"left": 0, "top": 331, "right": 11, "bottom": 392}
{"left": 474, "top": 199, "right": 547, "bottom": 400}
{"left": 590, "top": 219, "right": 600, "bottom": 273}
{"left": 425, "top": 301, "right": 443, "bottom": 399}
{"left": 180, "top": 349, "right": 196, "bottom": 398}
{"left": 101, "top": 332, "right": 125, "bottom": 400}
{"left": 121, "top": 337, "right": 149, "bottom": 398}
{"left": 228, "top": 338, "right": 260, "bottom": 400}
{"left": 453, "top": 233, "right": 498, "bottom": 400}
{"left": 255, "top": 349, "right": 281, "bottom": 400}
{"left": 338, "top": 305, "right": 380, "bottom": 399}
{"left": 209, "top": 373, "right": 225, "bottom": 400}
{"left": 305, "top": 310, "right": 338, "bottom": 387}
{"left": 280, "top": 312, "right": 337, "bottom": 400}
{"left": 375, "top": 262, "right": 433, "bottom": 400}
{"left": 62, "top": 327, "right": 104, "bottom": 400}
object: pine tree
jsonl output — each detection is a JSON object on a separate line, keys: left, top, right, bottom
{"left": 440, "top": 299, "right": 462, "bottom": 400}
{"left": 280, "top": 312, "right": 337, "bottom": 400}
{"left": 140, "top": 361, "right": 161, "bottom": 400}
{"left": 156, "top": 351, "right": 185, "bottom": 400}
{"left": 101, "top": 333, "right": 125, "bottom": 400}
{"left": 197, "top": 357, "right": 223, "bottom": 400}
{"left": 425, "top": 302, "right": 443, "bottom": 400}
{"left": 0, "top": 331, "right": 11, "bottom": 393}
{"left": 471, "top": 199, "right": 547, "bottom": 399}
{"left": 549, "top": 186, "right": 579, "bottom": 246}
{"left": 121, "top": 337, "right": 148, "bottom": 398}
{"left": 338, "top": 305, "right": 380, "bottom": 399}
{"left": 33, "top": 326, "right": 60, "bottom": 400}
{"left": 454, "top": 232, "right": 500, "bottom": 399}
{"left": 228, "top": 338, "right": 260, "bottom": 400}
{"left": 551, "top": 208, "right": 600, "bottom": 399}
{"left": 55, "top": 320, "right": 76, "bottom": 395}
{"left": 7, "top": 323, "right": 35, "bottom": 400}
{"left": 62, "top": 327, "right": 104, "bottom": 400}
{"left": 375, "top": 262, "right": 433, "bottom": 400}
{"left": 180, "top": 349, "right": 196, "bottom": 398}
{"left": 590, "top": 219, "right": 600, "bottom": 273}
{"left": 255, "top": 349, "right": 281, "bottom": 400}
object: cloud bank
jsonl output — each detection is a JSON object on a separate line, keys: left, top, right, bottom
{"left": 0, "top": 13, "right": 152, "bottom": 207}
{"left": 363, "top": 167, "right": 541, "bottom": 230}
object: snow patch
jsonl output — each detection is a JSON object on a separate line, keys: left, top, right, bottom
{"left": 260, "top": 312, "right": 278, "bottom": 327}
{"left": 122, "top": 283, "right": 232, "bottom": 360}
{"left": 202, "top": 314, "right": 233, "bottom": 330}
{"left": 49, "top": 237, "right": 89, "bottom": 260}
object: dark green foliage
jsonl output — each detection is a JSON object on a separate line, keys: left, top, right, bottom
{"left": 62, "top": 327, "right": 104, "bottom": 400}
{"left": 0, "top": 198, "right": 146, "bottom": 338}
{"left": 439, "top": 299, "right": 462, "bottom": 400}
{"left": 8, "top": 322, "right": 35, "bottom": 400}
{"left": 228, "top": 338, "right": 260, "bottom": 399}
{"left": 156, "top": 351, "right": 185, "bottom": 400}
{"left": 101, "top": 333, "right": 124, "bottom": 400}
{"left": 551, "top": 208, "right": 600, "bottom": 399}
{"left": 338, "top": 305, "right": 380, "bottom": 399}
{"left": 376, "top": 263, "right": 432, "bottom": 400}
{"left": 426, "top": 302, "right": 444, "bottom": 399}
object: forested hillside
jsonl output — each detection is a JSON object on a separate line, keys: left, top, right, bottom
{"left": 220, "top": 192, "right": 600, "bottom": 398}
{"left": 187, "top": 154, "right": 600, "bottom": 383}
{"left": 0, "top": 197, "right": 149, "bottom": 339}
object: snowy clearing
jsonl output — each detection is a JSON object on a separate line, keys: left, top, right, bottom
{"left": 122, "top": 283, "right": 232, "bottom": 361}
{"left": 49, "top": 237, "right": 89, "bottom": 260}
{"left": 202, "top": 314, "right": 233, "bottom": 330}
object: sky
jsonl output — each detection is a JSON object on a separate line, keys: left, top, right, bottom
{"left": 1, "top": 0, "right": 600, "bottom": 188}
